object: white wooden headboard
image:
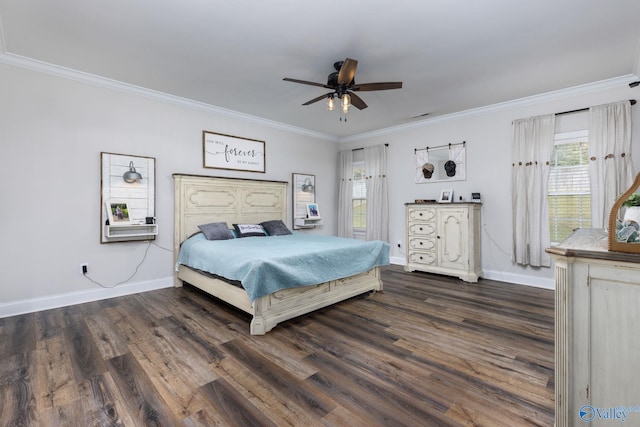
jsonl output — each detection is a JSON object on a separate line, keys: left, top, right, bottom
{"left": 173, "top": 174, "right": 288, "bottom": 252}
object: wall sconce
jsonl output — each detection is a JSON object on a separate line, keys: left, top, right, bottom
{"left": 123, "top": 161, "right": 143, "bottom": 183}
{"left": 301, "top": 178, "right": 315, "bottom": 193}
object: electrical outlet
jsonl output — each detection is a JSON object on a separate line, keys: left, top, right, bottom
{"left": 81, "top": 263, "right": 88, "bottom": 275}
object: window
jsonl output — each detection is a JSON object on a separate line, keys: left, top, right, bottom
{"left": 352, "top": 161, "right": 366, "bottom": 231}
{"left": 548, "top": 130, "right": 590, "bottom": 244}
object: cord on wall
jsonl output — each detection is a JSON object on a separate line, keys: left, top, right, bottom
{"left": 480, "top": 204, "right": 512, "bottom": 257}
{"left": 82, "top": 241, "right": 172, "bottom": 289}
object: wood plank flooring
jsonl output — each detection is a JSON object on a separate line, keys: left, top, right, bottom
{"left": 0, "top": 265, "right": 554, "bottom": 426}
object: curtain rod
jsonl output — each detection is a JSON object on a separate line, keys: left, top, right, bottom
{"left": 352, "top": 143, "right": 388, "bottom": 152}
{"left": 556, "top": 99, "right": 636, "bottom": 116}
{"left": 414, "top": 140, "right": 465, "bottom": 154}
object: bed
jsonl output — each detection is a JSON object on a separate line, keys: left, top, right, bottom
{"left": 173, "top": 174, "right": 388, "bottom": 335}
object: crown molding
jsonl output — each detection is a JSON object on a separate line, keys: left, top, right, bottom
{"left": 0, "top": 52, "right": 339, "bottom": 142}
{"left": 1, "top": 51, "right": 636, "bottom": 145}
{"left": 339, "top": 74, "right": 638, "bottom": 143}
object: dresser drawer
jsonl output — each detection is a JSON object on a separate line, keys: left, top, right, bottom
{"left": 408, "top": 236, "right": 436, "bottom": 251}
{"left": 408, "top": 251, "right": 436, "bottom": 266}
{"left": 408, "top": 207, "right": 436, "bottom": 222}
{"left": 408, "top": 222, "right": 436, "bottom": 236}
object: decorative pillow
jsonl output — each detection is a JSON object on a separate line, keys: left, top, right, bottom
{"left": 233, "top": 223, "right": 267, "bottom": 238}
{"left": 260, "top": 220, "right": 292, "bottom": 236}
{"left": 198, "top": 222, "right": 234, "bottom": 240}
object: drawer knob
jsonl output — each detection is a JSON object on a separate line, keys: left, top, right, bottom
{"left": 419, "top": 242, "right": 423, "bottom": 245}
{"left": 419, "top": 256, "right": 423, "bottom": 260}
{"left": 419, "top": 213, "right": 423, "bottom": 216}
{"left": 419, "top": 227, "right": 423, "bottom": 231}
{"left": 437, "top": 235, "right": 441, "bottom": 239}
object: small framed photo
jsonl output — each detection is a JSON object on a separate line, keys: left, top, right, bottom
{"left": 306, "top": 203, "right": 321, "bottom": 218}
{"left": 438, "top": 189, "right": 453, "bottom": 203}
{"left": 106, "top": 200, "right": 131, "bottom": 224}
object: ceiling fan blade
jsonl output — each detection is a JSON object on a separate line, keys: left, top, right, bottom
{"left": 352, "top": 82, "right": 403, "bottom": 91}
{"left": 302, "top": 92, "right": 334, "bottom": 106}
{"left": 337, "top": 58, "right": 358, "bottom": 86}
{"left": 349, "top": 92, "right": 368, "bottom": 110}
{"left": 283, "top": 78, "right": 331, "bottom": 89}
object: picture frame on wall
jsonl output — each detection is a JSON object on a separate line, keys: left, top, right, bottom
{"left": 292, "top": 173, "right": 316, "bottom": 229}
{"left": 100, "top": 152, "right": 156, "bottom": 243}
{"left": 203, "top": 130, "right": 265, "bottom": 173}
{"left": 106, "top": 200, "right": 131, "bottom": 224}
{"left": 438, "top": 189, "right": 453, "bottom": 203}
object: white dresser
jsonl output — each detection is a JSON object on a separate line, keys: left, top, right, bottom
{"left": 404, "top": 202, "right": 482, "bottom": 282}
{"left": 547, "top": 229, "right": 640, "bottom": 426}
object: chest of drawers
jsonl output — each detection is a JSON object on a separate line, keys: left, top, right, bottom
{"left": 404, "top": 203, "right": 482, "bottom": 282}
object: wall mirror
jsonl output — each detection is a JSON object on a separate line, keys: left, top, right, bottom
{"left": 415, "top": 142, "right": 466, "bottom": 183}
{"left": 608, "top": 171, "right": 640, "bottom": 253}
{"left": 100, "top": 152, "right": 156, "bottom": 243}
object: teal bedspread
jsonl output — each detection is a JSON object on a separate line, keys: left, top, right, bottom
{"left": 178, "top": 233, "right": 389, "bottom": 302}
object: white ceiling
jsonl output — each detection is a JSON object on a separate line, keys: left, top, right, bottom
{"left": 1, "top": 0, "right": 639, "bottom": 139}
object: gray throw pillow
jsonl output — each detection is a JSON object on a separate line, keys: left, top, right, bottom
{"left": 198, "top": 222, "right": 234, "bottom": 240}
{"left": 260, "top": 220, "right": 292, "bottom": 236}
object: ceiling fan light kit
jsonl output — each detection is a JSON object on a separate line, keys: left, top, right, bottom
{"left": 341, "top": 93, "right": 351, "bottom": 113}
{"left": 326, "top": 94, "right": 335, "bottom": 111}
{"left": 283, "top": 57, "right": 402, "bottom": 120}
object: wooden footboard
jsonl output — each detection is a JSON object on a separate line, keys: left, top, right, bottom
{"left": 177, "top": 265, "right": 383, "bottom": 335}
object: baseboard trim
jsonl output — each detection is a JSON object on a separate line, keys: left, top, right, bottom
{"left": 1, "top": 263, "right": 556, "bottom": 319}
{"left": 0, "top": 277, "right": 174, "bottom": 318}
{"left": 389, "top": 257, "right": 555, "bottom": 290}
{"left": 481, "top": 269, "right": 555, "bottom": 290}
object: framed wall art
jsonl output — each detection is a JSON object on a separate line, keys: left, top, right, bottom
{"left": 100, "top": 152, "right": 156, "bottom": 243}
{"left": 415, "top": 141, "right": 466, "bottom": 183}
{"left": 203, "top": 130, "right": 265, "bottom": 173}
{"left": 292, "top": 173, "right": 316, "bottom": 229}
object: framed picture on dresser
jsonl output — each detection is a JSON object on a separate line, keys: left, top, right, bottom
{"left": 438, "top": 189, "right": 453, "bottom": 203}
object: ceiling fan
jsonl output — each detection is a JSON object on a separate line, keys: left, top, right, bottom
{"left": 283, "top": 58, "right": 402, "bottom": 112}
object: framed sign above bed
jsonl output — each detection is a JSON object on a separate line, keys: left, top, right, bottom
{"left": 202, "top": 130, "right": 265, "bottom": 173}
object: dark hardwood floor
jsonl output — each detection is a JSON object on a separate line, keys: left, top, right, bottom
{"left": 0, "top": 265, "right": 554, "bottom": 426}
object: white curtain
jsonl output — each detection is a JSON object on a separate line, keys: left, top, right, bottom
{"left": 512, "top": 114, "right": 555, "bottom": 267}
{"left": 337, "top": 150, "right": 353, "bottom": 237}
{"left": 588, "top": 101, "right": 633, "bottom": 228}
{"left": 364, "top": 145, "right": 389, "bottom": 242}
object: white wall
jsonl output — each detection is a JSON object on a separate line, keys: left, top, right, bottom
{"left": 2, "top": 61, "right": 639, "bottom": 316}
{"left": 340, "top": 82, "right": 640, "bottom": 288}
{"left": 0, "top": 63, "right": 339, "bottom": 316}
